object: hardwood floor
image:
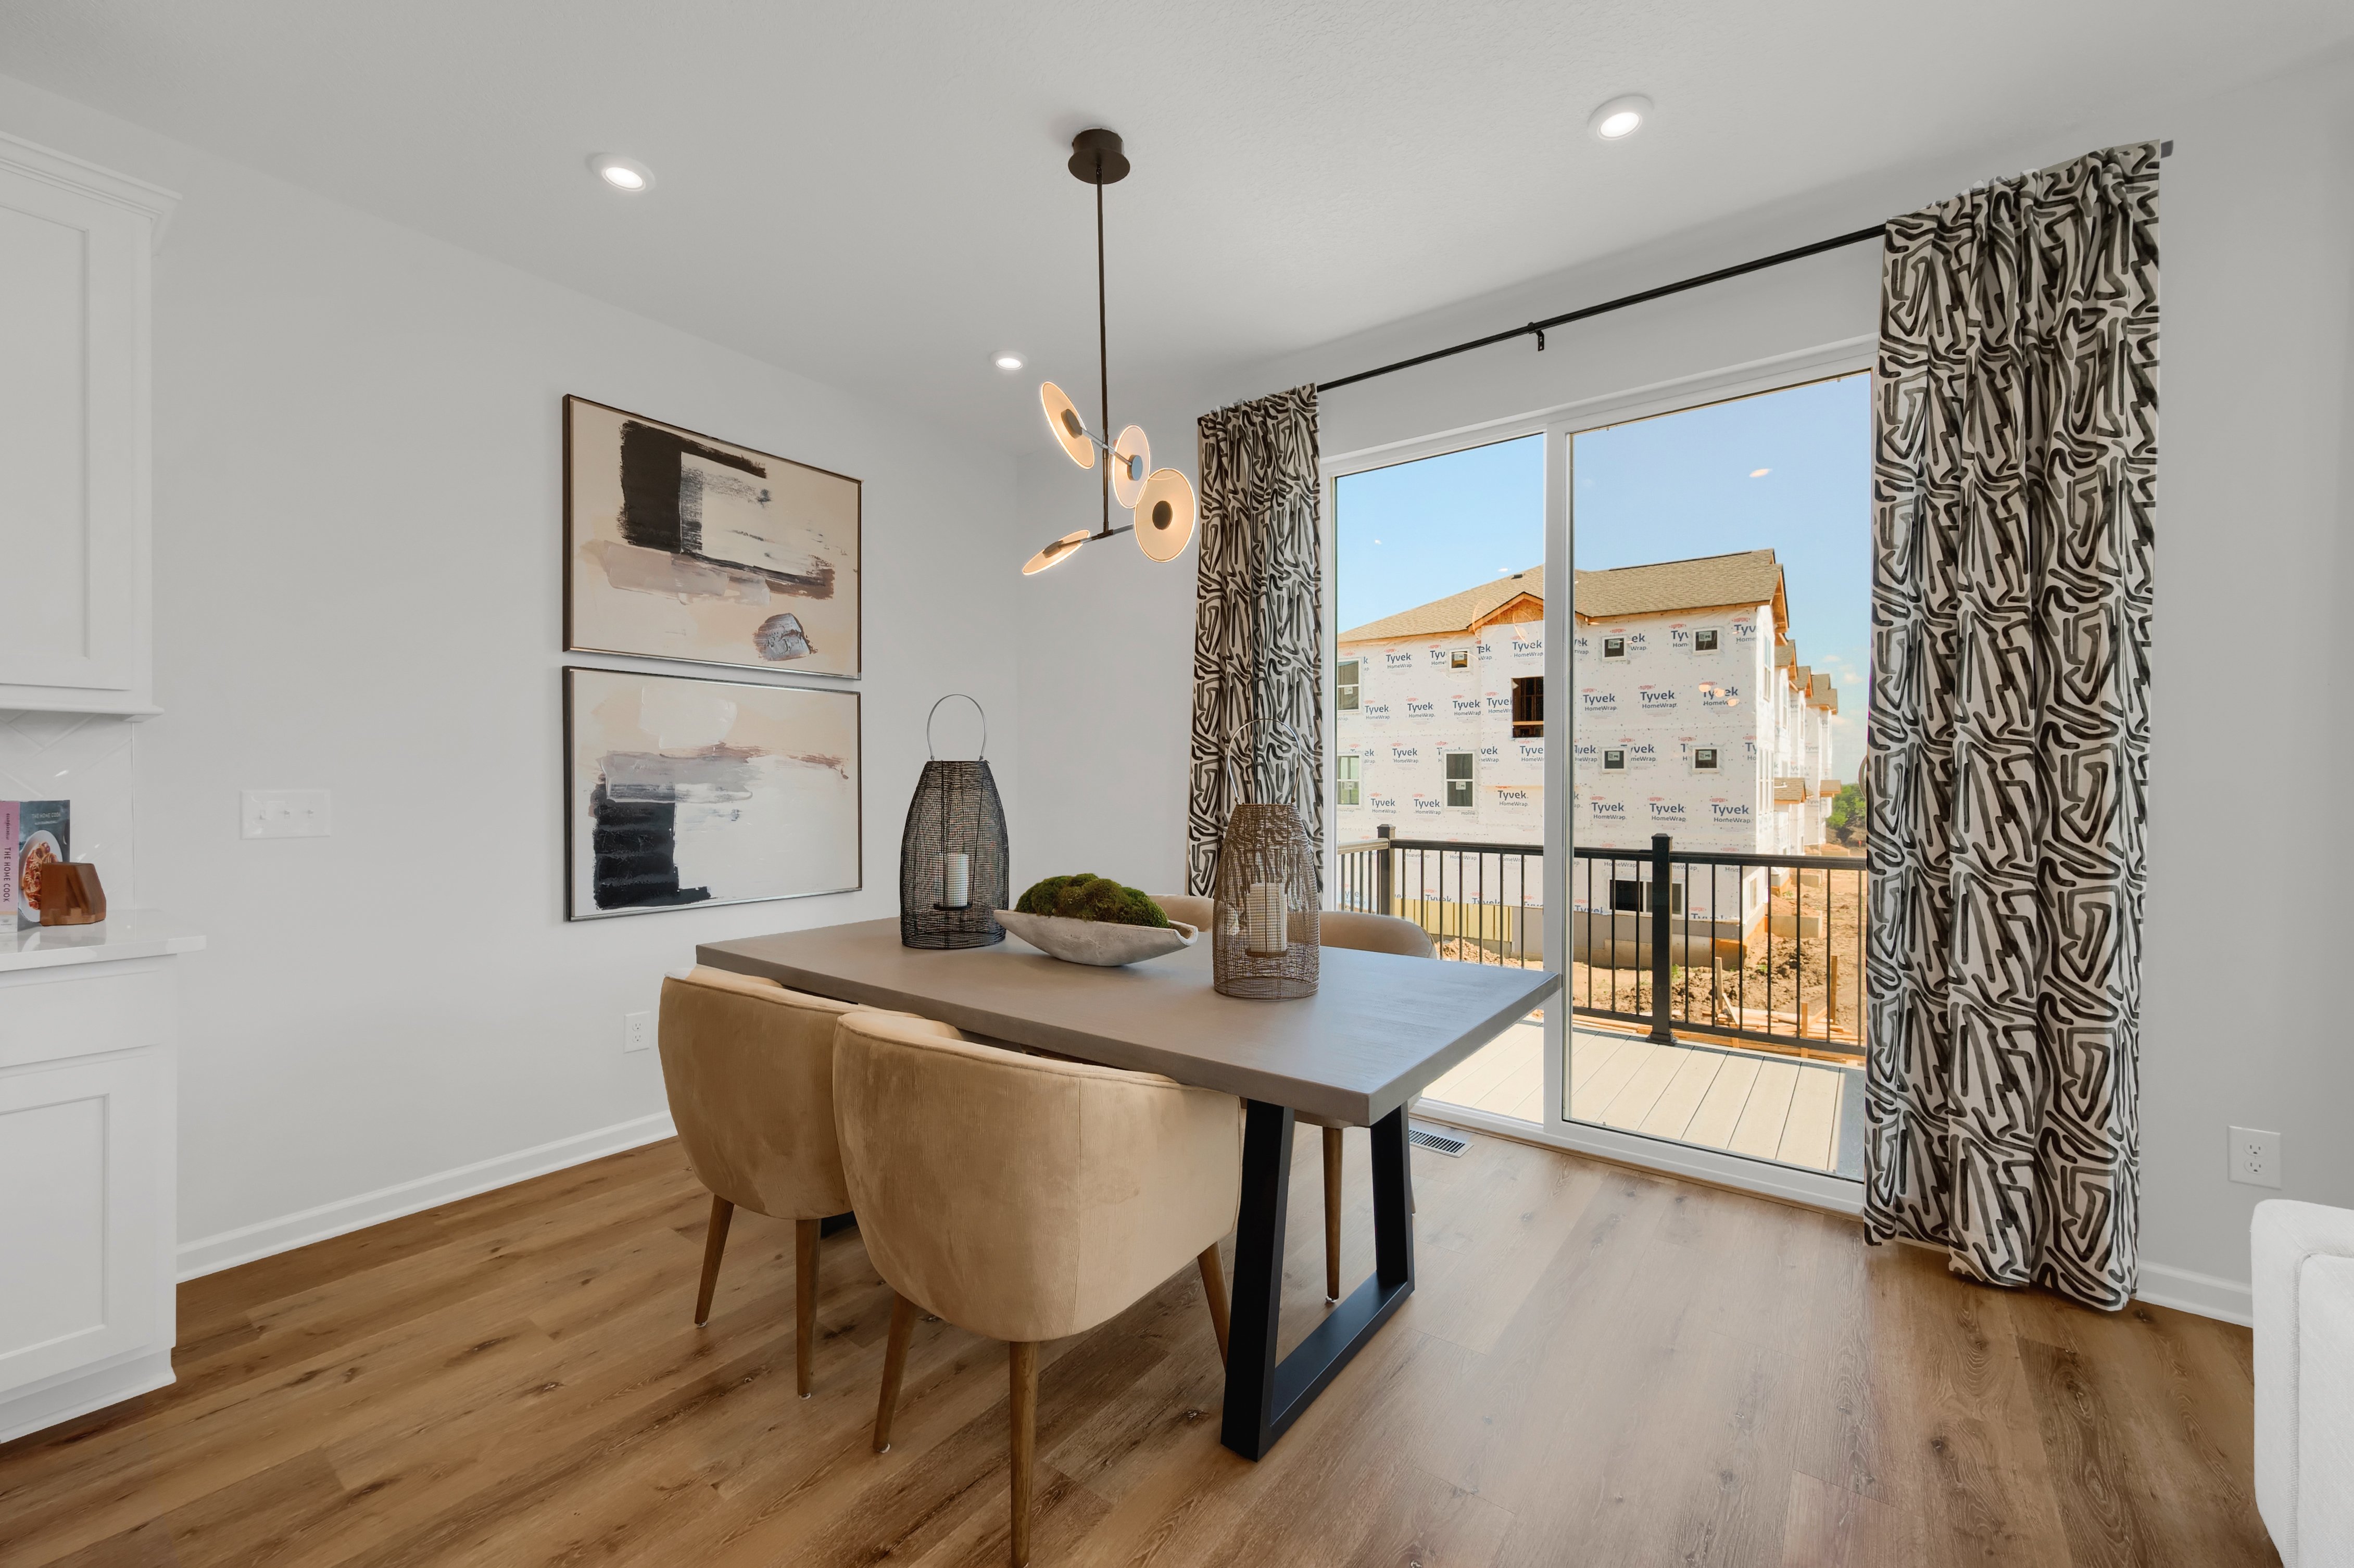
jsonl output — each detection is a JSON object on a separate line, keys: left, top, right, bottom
{"left": 0, "top": 1129, "right": 2276, "bottom": 1567}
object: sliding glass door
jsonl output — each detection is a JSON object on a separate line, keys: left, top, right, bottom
{"left": 1323, "top": 350, "right": 1871, "bottom": 1204}
{"left": 1560, "top": 374, "right": 1870, "bottom": 1185}
{"left": 1332, "top": 435, "right": 1551, "bottom": 1125}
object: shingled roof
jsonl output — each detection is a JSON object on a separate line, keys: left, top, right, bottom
{"left": 1337, "top": 566, "right": 1543, "bottom": 642}
{"left": 1338, "top": 549, "right": 1788, "bottom": 642}
{"left": 1574, "top": 549, "right": 1786, "bottom": 631}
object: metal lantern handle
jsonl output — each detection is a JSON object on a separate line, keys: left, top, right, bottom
{"left": 926, "top": 693, "right": 988, "bottom": 760}
{"left": 1219, "top": 716, "right": 1314, "bottom": 809}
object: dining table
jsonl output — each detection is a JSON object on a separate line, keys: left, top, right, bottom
{"left": 697, "top": 916, "right": 1562, "bottom": 1460}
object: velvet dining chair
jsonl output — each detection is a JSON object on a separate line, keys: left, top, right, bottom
{"left": 833, "top": 1010, "right": 1240, "bottom": 1567}
{"left": 655, "top": 966, "right": 961, "bottom": 1396}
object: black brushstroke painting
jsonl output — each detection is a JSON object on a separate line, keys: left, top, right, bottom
{"left": 616, "top": 419, "right": 766, "bottom": 557}
{"left": 613, "top": 418, "right": 838, "bottom": 604}
{"left": 588, "top": 783, "right": 712, "bottom": 910}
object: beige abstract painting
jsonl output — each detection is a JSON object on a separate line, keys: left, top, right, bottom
{"left": 565, "top": 397, "right": 861, "bottom": 677}
{"left": 565, "top": 666, "right": 861, "bottom": 919}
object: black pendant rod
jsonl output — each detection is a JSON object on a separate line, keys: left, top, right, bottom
{"left": 1095, "top": 160, "right": 1112, "bottom": 540}
{"left": 1317, "top": 223, "right": 1887, "bottom": 393}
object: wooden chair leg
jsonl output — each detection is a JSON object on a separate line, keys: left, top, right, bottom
{"left": 873, "top": 1292, "right": 918, "bottom": 1453}
{"left": 1323, "top": 1127, "right": 1343, "bottom": 1303}
{"left": 795, "top": 1218, "right": 821, "bottom": 1398}
{"left": 693, "top": 1195, "right": 734, "bottom": 1326}
{"left": 1197, "top": 1244, "right": 1230, "bottom": 1362}
{"left": 1008, "top": 1341, "right": 1039, "bottom": 1568}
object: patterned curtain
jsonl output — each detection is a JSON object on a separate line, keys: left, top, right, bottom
{"left": 1187, "top": 386, "right": 1324, "bottom": 896}
{"left": 1864, "top": 143, "right": 2159, "bottom": 1311}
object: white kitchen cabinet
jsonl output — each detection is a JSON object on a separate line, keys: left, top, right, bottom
{"left": 0, "top": 917, "right": 203, "bottom": 1443}
{"left": 0, "top": 133, "right": 177, "bottom": 716}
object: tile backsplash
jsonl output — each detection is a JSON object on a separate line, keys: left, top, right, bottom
{"left": 0, "top": 712, "right": 139, "bottom": 906}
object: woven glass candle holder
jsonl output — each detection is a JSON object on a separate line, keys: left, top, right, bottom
{"left": 1210, "top": 719, "right": 1320, "bottom": 1000}
{"left": 899, "top": 694, "right": 1009, "bottom": 950}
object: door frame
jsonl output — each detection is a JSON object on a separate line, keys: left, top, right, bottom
{"left": 1323, "top": 334, "right": 1874, "bottom": 1216}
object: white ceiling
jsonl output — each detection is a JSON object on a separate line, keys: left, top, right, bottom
{"left": 5, "top": 1, "right": 2347, "bottom": 453}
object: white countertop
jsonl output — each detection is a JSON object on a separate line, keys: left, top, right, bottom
{"left": 0, "top": 910, "right": 205, "bottom": 973}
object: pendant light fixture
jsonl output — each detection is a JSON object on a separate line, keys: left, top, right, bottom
{"left": 1020, "top": 128, "right": 1198, "bottom": 576}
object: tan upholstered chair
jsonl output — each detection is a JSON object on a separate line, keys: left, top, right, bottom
{"left": 657, "top": 966, "right": 960, "bottom": 1396}
{"left": 1154, "top": 892, "right": 1213, "bottom": 931}
{"left": 834, "top": 1011, "right": 1240, "bottom": 1567}
{"left": 1152, "top": 895, "right": 1435, "bottom": 1302}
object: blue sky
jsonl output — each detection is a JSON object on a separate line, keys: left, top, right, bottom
{"left": 1334, "top": 372, "right": 1871, "bottom": 720}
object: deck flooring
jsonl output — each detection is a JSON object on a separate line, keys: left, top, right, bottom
{"left": 1421, "top": 1021, "right": 1862, "bottom": 1177}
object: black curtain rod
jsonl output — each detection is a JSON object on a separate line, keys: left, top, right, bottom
{"left": 1318, "top": 139, "right": 2172, "bottom": 395}
{"left": 1317, "top": 223, "right": 1886, "bottom": 393}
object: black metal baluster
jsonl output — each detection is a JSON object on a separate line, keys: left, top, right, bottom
{"left": 1649, "top": 835, "right": 1672, "bottom": 1044}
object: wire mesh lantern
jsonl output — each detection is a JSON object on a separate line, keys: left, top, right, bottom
{"left": 900, "top": 694, "right": 1009, "bottom": 950}
{"left": 1211, "top": 718, "right": 1320, "bottom": 1000}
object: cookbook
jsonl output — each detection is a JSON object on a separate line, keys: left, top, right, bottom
{"left": 8, "top": 801, "right": 70, "bottom": 928}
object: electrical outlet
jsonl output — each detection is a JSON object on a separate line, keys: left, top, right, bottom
{"left": 2230, "top": 1126, "right": 2282, "bottom": 1188}
{"left": 623, "top": 1011, "right": 652, "bottom": 1053}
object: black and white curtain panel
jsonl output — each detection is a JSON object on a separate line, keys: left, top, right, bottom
{"left": 1864, "top": 143, "right": 2159, "bottom": 1311}
{"left": 1187, "top": 385, "right": 1325, "bottom": 896}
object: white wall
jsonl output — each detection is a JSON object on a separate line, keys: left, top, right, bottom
{"left": 1015, "top": 44, "right": 2354, "bottom": 1315}
{"left": 0, "top": 75, "right": 1022, "bottom": 1268}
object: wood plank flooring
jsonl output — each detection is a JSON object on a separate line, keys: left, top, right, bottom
{"left": 1422, "top": 1022, "right": 1856, "bottom": 1175}
{"left": 0, "top": 1130, "right": 2275, "bottom": 1567}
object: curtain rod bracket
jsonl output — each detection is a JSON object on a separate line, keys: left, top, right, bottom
{"left": 1530, "top": 324, "right": 1545, "bottom": 352}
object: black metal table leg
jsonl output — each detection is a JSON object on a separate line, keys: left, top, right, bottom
{"left": 1220, "top": 1100, "right": 1417, "bottom": 1460}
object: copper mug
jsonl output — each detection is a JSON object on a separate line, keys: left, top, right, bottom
{"left": 37, "top": 863, "right": 106, "bottom": 926}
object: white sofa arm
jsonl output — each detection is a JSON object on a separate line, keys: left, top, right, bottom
{"left": 2255, "top": 1199, "right": 2354, "bottom": 1566}
{"left": 2306, "top": 1256, "right": 2354, "bottom": 1566}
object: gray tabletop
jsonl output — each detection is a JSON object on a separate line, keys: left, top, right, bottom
{"left": 696, "top": 917, "right": 1561, "bottom": 1126}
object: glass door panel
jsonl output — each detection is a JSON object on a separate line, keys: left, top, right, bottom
{"left": 1333, "top": 435, "right": 1548, "bottom": 1124}
{"left": 1563, "top": 375, "right": 1870, "bottom": 1181}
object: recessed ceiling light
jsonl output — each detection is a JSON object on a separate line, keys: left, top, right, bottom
{"left": 993, "top": 352, "right": 1025, "bottom": 371}
{"left": 1589, "top": 95, "right": 1652, "bottom": 142}
{"left": 589, "top": 154, "right": 653, "bottom": 192}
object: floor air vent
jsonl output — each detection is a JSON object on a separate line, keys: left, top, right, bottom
{"left": 1407, "top": 1123, "right": 1471, "bottom": 1157}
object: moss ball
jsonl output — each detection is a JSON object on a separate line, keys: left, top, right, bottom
{"left": 1013, "top": 873, "right": 1169, "bottom": 928}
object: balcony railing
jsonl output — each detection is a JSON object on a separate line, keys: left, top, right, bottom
{"left": 1335, "top": 827, "right": 1543, "bottom": 967}
{"left": 1334, "top": 828, "right": 1865, "bottom": 1059}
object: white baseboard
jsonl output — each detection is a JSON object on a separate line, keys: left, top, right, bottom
{"left": 2135, "top": 1260, "right": 2254, "bottom": 1326}
{"left": 0, "top": 1349, "right": 174, "bottom": 1446}
{"left": 175, "top": 1110, "right": 677, "bottom": 1281}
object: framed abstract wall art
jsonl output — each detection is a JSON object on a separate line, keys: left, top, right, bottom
{"left": 564, "top": 396, "right": 861, "bottom": 678}
{"left": 564, "top": 666, "right": 861, "bottom": 919}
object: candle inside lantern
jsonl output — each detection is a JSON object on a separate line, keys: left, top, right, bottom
{"left": 1245, "top": 881, "right": 1286, "bottom": 955}
{"left": 939, "top": 852, "right": 971, "bottom": 909}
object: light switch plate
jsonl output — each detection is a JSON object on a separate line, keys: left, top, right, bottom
{"left": 2230, "top": 1126, "right": 2282, "bottom": 1188}
{"left": 242, "top": 789, "right": 332, "bottom": 839}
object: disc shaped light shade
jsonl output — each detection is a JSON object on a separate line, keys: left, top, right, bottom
{"left": 1132, "top": 469, "right": 1197, "bottom": 562}
{"left": 1023, "top": 529, "right": 1090, "bottom": 575}
{"left": 1039, "top": 382, "right": 1094, "bottom": 469}
{"left": 1110, "top": 425, "right": 1151, "bottom": 508}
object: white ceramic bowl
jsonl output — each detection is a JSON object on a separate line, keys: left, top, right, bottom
{"left": 994, "top": 909, "right": 1198, "bottom": 967}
